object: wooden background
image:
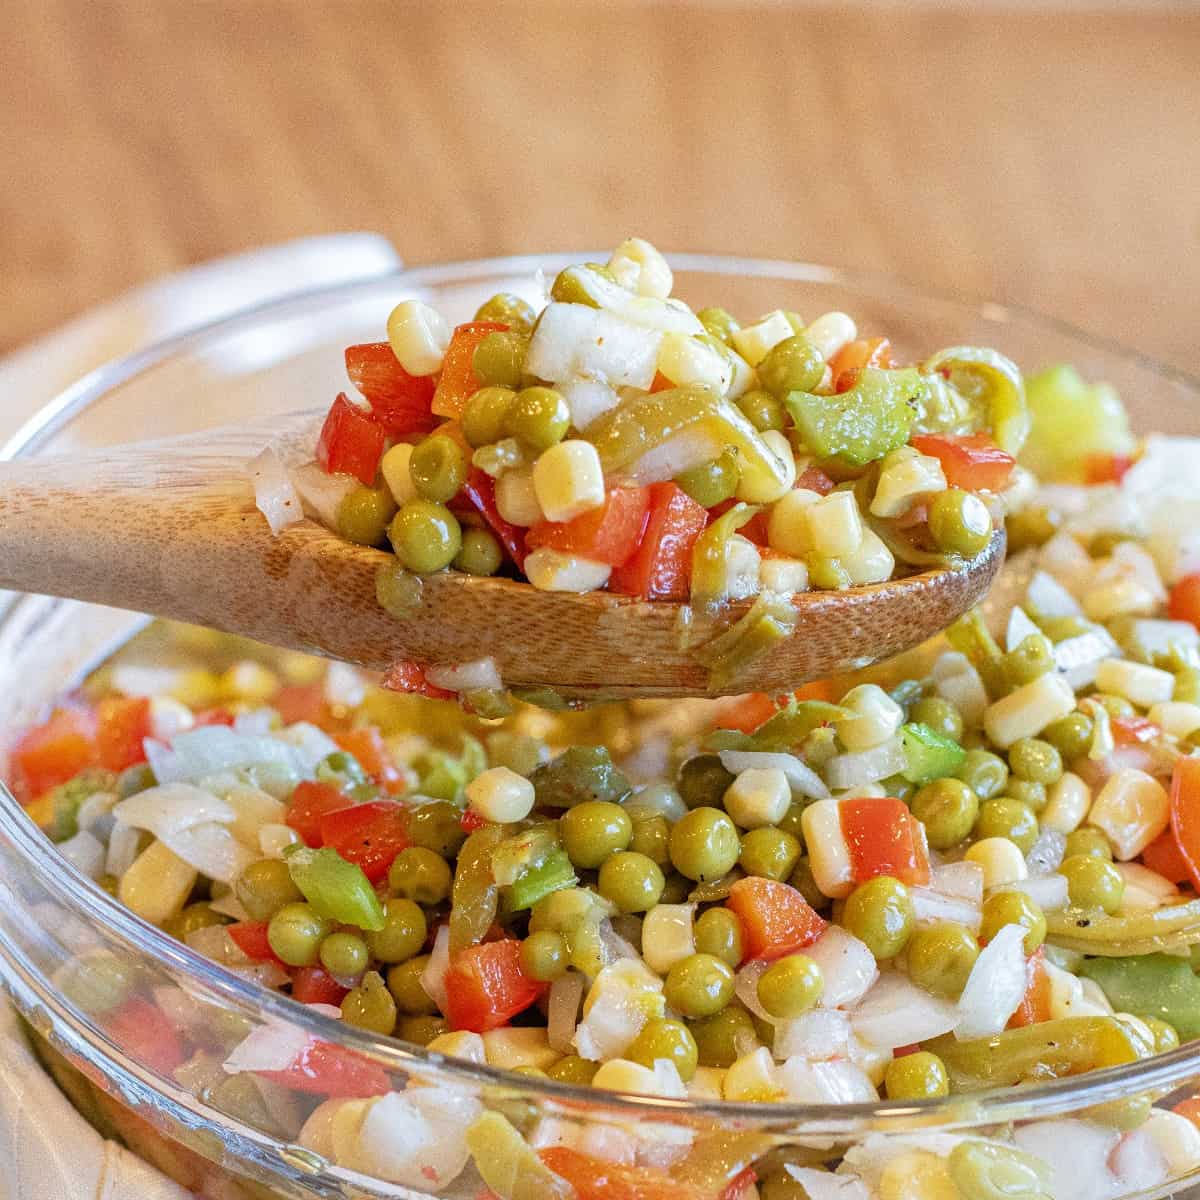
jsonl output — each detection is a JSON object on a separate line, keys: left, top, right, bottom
{"left": 3, "top": 1, "right": 1198, "bottom": 375}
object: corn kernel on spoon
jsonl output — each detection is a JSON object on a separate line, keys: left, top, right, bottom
{"left": 0, "top": 412, "right": 1004, "bottom": 702}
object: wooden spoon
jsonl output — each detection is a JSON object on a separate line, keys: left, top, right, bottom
{"left": 0, "top": 412, "right": 1004, "bottom": 702}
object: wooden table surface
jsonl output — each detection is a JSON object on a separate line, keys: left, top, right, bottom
{"left": 4, "top": 2, "right": 1199, "bottom": 376}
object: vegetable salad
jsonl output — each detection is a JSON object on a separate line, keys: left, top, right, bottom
{"left": 12, "top": 357, "right": 1200, "bottom": 1197}
{"left": 262, "top": 240, "right": 1028, "bottom": 610}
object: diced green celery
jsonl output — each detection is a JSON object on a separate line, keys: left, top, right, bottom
{"left": 491, "top": 825, "right": 559, "bottom": 887}
{"left": 946, "top": 608, "right": 1007, "bottom": 698}
{"left": 284, "top": 846, "right": 386, "bottom": 932}
{"left": 704, "top": 698, "right": 850, "bottom": 753}
{"left": 450, "top": 824, "right": 506, "bottom": 952}
{"left": 900, "top": 722, "right": 967, "bottom": 784}
{"left": 465, "top": 1112, "right": 573, "bottom": 1200}
{"left": 506, "top": 849, "right": 578, "bottom": 912}
{"left": 529, "top": 746, "right": 631, "bottom": 809}
{"left": 1079, "top": 954, "right": 1200, "bottom": 1040}
{"left": 693, "top": 593, "right": 797, "bottom": 692}
{"left": 922, "top": 346, "right": 1029, "bottom": 456}
{"left": 416, "top": 749, "right": 469, "bottom": 802}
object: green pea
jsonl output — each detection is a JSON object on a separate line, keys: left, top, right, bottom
{"left": 929, "top": 488, "right": 993, "bottom": 558}
{"left": 165, "top": 902, "right": 228, "bottom": 942}
{"left": 1009, "top": 737, "right": 1063, "bottom": 785}
{"left": 408, "top": 801, "right": 467, "bottom": 857}
{"left": 366, "top": 898, "right": 428, "bottom": 964}
{"left": 236, "top": 858, "right": 304, "bottom": 922}
{"left": 693, "top": 907, "right": 744, "bottom": 968}
{"left": 1042, "top": 712, "right": 1094, "bottom": 762}
{"left": 912, "top": 777, "right": 980, "bottom": 850}
{"left": 956, "top": 748, "right": 1010, "bottom": 800}
{"left": 660, "top": 872, "right": 692, "bottom": 904}
{"left": 697, "top": 306, "right": 740, "bottom": 345}
{"left": 1094, "top": 692, "right": 1135, "bottom": 719}
{"left": 980, "top": 890, "right": 1046, "bottom": 954}
{"left": 1174, "top": 668, "right": 1200, "bottom": 705}
{"left": 1003, "top": 779, "right": 1048, "bottom": 813}
{"left": 776, "top": 800, "right": 809, "bottom": 843}
{"left": 409, "top": 435, "right": 467, "bottom": 504}
{"left": 530, "top": 745, "right": 631, "bottom": 809}
{"left": 678, "top": 755, "right": 736, "bottom": 810}
{"left": 486, "top": 731, "right": 548, "bottom": 777}
{"left": 975, "top": 797, "right": 1039, "bottom": 853}
{"left": 756, "top": 335, "right": 824, "bottom": 400}
{"left": 396, "top": 1015, "right": 447, "bottom": 1045}
{"left": 60, "top": 951, "right": 139, "bottom": 1015}
{"left": 116, "top": 762, "right": 156, "bottom": 798}
{"left": 676, "top": 448, "right": 741, "bottom": 507}
{"left": 454, "top": 527, "right": 503, "bottom": 576}
{"left": 598, "top": 851, "right": 666, "bottom": 913}
{"left": 735, "top": 388, "right": 786, "bottom": 433}
{"left": 388, "top": 847, "right": 452, "bottom": 905}
{"left": 881, "top": 774, "right": 917, "bottom": 804}
{"left": 756, "top": 954, "right": 823, "bottom": 1019}
{"left": 1005, "top": 505, "right": 1061, "bottom": 553}
{"left": 910, "top": 696, "right": 964, "bottom": 743}
{"left": 1061, "top": 854, "right": 1124, "bottom": 913}
{"left": 628, "top": 1018, "right": 699, "bottom": 1081}
{"left": 268, "top": 902, "right": 332, "bottom": 967}
{"left": 462, "top": 386, "right": 517, "bottom": 448}
{"left": 627, "top": 808, "right": 672, "bottom": 867}
{"left": 1144, "top": 1016, "right": 1180, "bottom": 1054}
{"left": 389, "top": 499, "right": 462, "bottom": 573}
{"left": 1064, "top": 827, "right": 1113, "bottom": 861}
{"left": 505, "top": 386, "right": 570, "bottom": 452}
{"left": 560, "top": 800, "right": 633, "bottom": 868}
{"left": 386, "top": 955, "right": 437, "bottom": 1014}
{"left": 689, "top": 1006, "right": 758, "bottom": 1068}
{"left": 474, "top": 292, "right": 537, "bottom": 332}
{"left": 948, "top": 1141, "right": 1052, "bottom": 1200}
{"left": 521, "top": 930, "right": 568, "bottom": 981}
{"left": 320, "top": 931, "right": 370, "bottom": 978}
{"left": 906, "top": 922, "right": 980, "bottom": 999}
{"left": 739, "top": 827, "right": 801, "bottom": 881}
{"left": 337, "top": 485, "right": 397, "bottom": 546}
{"left": 670, "top": 808, "right": 741, "bottom": 882}
{"left": 548, "top": 1055, "right": 600, "bottom": 1084}
{"left": 789, "top": 856, "right": 831, "bottom": 911}
{"left": 317, "top": 750, "right": 368, "bottom": 790}
{"left": 550, "top": 263, "right": 618, "bottom": 307}
{"left": 884, "top": 1051, "right": 949, "bottom": 1100}
{"left": 664, "top": 953, "right": 735, "bottom": 1018}
{"left": 843, "top": 877, "right": 914, "bottom": 960}
{"left": 1002, "top": 634, "right": 1055, "bottom": 688}
{"left": 473, "top": 330, "right": 527, "bottom": 389}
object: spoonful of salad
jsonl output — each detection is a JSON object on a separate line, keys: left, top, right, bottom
{"left": 0, "top": 241, "right": 1025, "bottom": 704}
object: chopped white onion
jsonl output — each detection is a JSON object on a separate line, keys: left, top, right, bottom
{"left": 113, "top": 782, "right": 237, "bottom": 836}
{"left": 161, "top": 821, "right": 259, "bottom": 884}
{"left": 110, "top": 664, "right": 185, "bottom": 698}
{"left": 773, "top": 1009, "right": 851, "bottom": 1062}
{"left": 777, "top": 1057, "right": 877, "bottom": 1104}
{"left": 145, "top": 727, "right": 311, "bottom": 788}
{"left": 824, "top": 737, "right": 907, "bottom": 791}
{"left": 58, "top": 829, "right": 106, "bottom": 880}
{"left": 208, "top": 890, "right": 251, "bottom": 921}
{"left": 233, "top": 708, "right": 276, "bottom": 737}
{"left": 1006, "top": 606, "right": 1043, "bottom": 652}
{"left": 105, "top": 822, "right": 141, "bottom": 879}
{"left": 734, "top": 959, "right": 773, "bottom": 1022}
{"left": 805, "top": 927, "right": 879, "bottom": 1009}
{"left": 1012, "top": 1119, "right": 1121, "bottom": 1200}
{"left": 719, "top": 750, "right": 831, "bottom": 800}
{"left": 425, "top": 657, "right": 503, "bottom": 693}
{"left": 224, "top": 1020, "right": 310, "bottom": 1074}
{"left": 76, "top": 790, "right": 119, "bottom": 835}
{"left": 625, "top": 428, "right": 725, "bottom": 486}
{"left": 955, "top": 923, "right": 1028, "bottom": 1039}
{"left": 422, "top": 925, "right": 450, "bottom": 1015}
{"left": 525, "top": 303, "right": 662, "bottom": 390}
{"left": 930, "top": 861, "right": 984, "bottom": 904}
{"left": 259, "top": 822, "right": 302, "bottom": 859}
{"left": 1026, "top": 829, "right": 1067, "bottom": 877}
{"left": 783, "top": 1166, "right": 869, "bottom": 1200}
{"left": 290, "top": 461, "right": 357, "bottom": 529}
{"left": 250, "top": 446, "right": 304, "bottom": 535}
{"left": 275, "top": 723, "right": 340, "bottom": 772}
{"left": 1027, "top": 568, "right": 1085, "bottom": 617}
{"left": 910, "top": 886, "right": 982, "bottom": 934}
{"left": 850, "top": 973, "right": 961, "bottom": 1049}
{"left": 547, "top": 971, "right": 585, "bottom": 1054}
{"left": 560, "top": 377, "right": 622, "bottom": 431}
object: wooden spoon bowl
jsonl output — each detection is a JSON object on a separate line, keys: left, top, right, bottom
{"left": 0, "top": 413, "right": 1004, "bottom": 702}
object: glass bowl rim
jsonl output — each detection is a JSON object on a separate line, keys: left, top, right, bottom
{"left": 4, "top": 250, "right": 1200, "bottom": 1133}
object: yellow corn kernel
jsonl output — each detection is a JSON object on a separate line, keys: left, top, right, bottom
{"left": 386, "top": 300, "right": 450, "bottom": 376}
{"left": 466, "top": 766, "right": 536, "bottom": 823}
{"left": 118, "top": 840, "right": 197, "bottom": 926}
{"left": 1046, "top": 962, "right": 1110, "bottom": 1020}
{"left": 220, "top": 661, "right": 279, "bottom": 703}
{"left": 656, "top": 332, "right": 732, "bottom": 392}
{"left": 722, "top": 535, "right": 763, "bottom": 601}
{"left": 731, "top": 310, "right": 794, "bottom": 367}
{"left": 593, "top": 1058, "right": 666, "bottom": 1095}
{"left": 723, "top": 1047, "right": 782, "bottom": 1102}
{"left": 495, "top": 468, "right": 544, "bottom": 527}
{"left": 481, "top": 1027, "right": 558, "bottom": 1070}
{"left": 532, "top": 440, "right": 606, "bottom": 524}
{"left": 767, "top": 488, "right": 823, "bottom": 557}
{"left": 878, "top": 1151, "right": 958, "bottom": 1200}
{"left": 802, "top": 312, "right": 858, "bottom": 362}
{"left": 1040, "top": 772, "right": 1092, "bottom": 834}
{"left": 723, "top": 767, "right": 792, "bottom": 829}
{"left": 750, "top": 430, "right": 797, "bottom": 503}
{"left": 870, "top": 448, "right": 948, "bottom": 519}
{"left": 1094, "top": 659, "right": 1176, "bottom": 708}
{"left": 842, "top": 528, "right": 895, "bottom": 585}
{"left": 807, "top": 491, "right": 864, "bottom": 560}
{"left": 641, "top": 904, "right": 697, "bottom": 974}
{"left": 381, "top": 443, "right": 419, "bottom": 506}
{"left": 1086, "top": 767, "right": 1169, "bottom": 860}
{"left": 759, "top": 556, "right": 810, "bottom": 595}
{"left": 608, "top": 237, "right": 673, "bottom": 299}
{"left": 982, "top": 672, "right": 1076, "bottom": 748}
{"left": 427, "top": 1030, "right": 487, "bottom": 1063}
{"left": 524, "top": 547, "right": 612, "bottom": 593}
{"left": 688, "top": 1067, "right": 727, "bottom": 1100}
{"left": 1150, "top": 701, "right": 1200, "bottom": 739}
{"left": 964, "top": 837, "right": 1028, "bottom": 889}
{"left": 801, "top": 799, "right": 854, "bottom": 898}
{"left": 836, "top": 684, "right": 904, "bottom": 752}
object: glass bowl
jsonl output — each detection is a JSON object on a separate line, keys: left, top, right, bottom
{"left": 2, "top": 255, "right": 1199, "bottom": 1200}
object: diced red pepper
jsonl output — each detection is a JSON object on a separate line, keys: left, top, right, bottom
{"left": 460, "top": 808, "right": 487, "bottom": 833}
{"left": 334, "top": 727, "right": 405, "bottom": 795}
{"left": 272, "top": 684, "right": 330, "bottom": 728}
{"left": 840, "top": 796, "right": 931, "bottom": 887}
{"left": 527, "top": 487, "right": 650, "bottom": 568}
{"left": 286, "top": 780, "right": 351, "bottom": 847}
{"left": 292, "top": 966, "right": 351, "bottom": 1006}
{"left": 96, "top": 696, "right": 152, "bottom": 772}
{"left": 1169, "top": 758, "right": 1200, "bottom": 893}
{"left": 609, "top": 483, "right": 708, "bottom": 601}
{"left": 1142, "top": 830, "right": 1193, "bottom": 886}
{"left": 540, "top": 1148, "right": 708, "bottom": 1200}
{"left": 910, "top": 433, "right": 1016, "bottom": 493}
{"left": 461, "top": 467, "right": 527, "bottom": 570}
{"left": 344, "top": 342, "right": 438, "bottom": 437}
{"left": 106, "top": 998, "right": 186, "bottom": 1076}
{"left": 722, "top": 1168, "right": 758, "bottom": 1200}
{"left": 1112, "top": 715, "right": 1161, "bottom": 746}
{"left": 192, "top": 706, "right": 238, "bottom": 728}
{"left": 443, "top": 939, "right": 547, "bottom": 1032}
{"left": 1008, "top": 948, "right": 1052, "bottom": 1029}
{"left": 829, "top": 337, "right": 893, "bottom": 394}
{"left": 893, "top": 1043, "right": 922, "bottom": 1058}
{"left": 319, "top": 800, "right": 410, "bottom": 883}
{"left": 1083, "top": 453, "right": 1135, "bottom": 485}
{"left": 708, "top": 498, "right": 770, "bottom": 546}
{"left": 381, "top": 661, "right": 456, "bottom": 701}
{"left": 795, "top": 464, "right": 836, "bottom": 495}
{"left": 228, "top": 920, "right": 284, "bottom": 965}
{"left": 316, "top": 393, "right": 387, "bottom": 485}
{"left": 715, "top": 693, "right": 781, "bottom": 735}
{"left": 259, "top": 1038, "right": 390, "bottom": 1098}
{"left": 431, "top": 322, "right": 508, "bottom": 419}
{"left": 649, "top": 371, "right": 675, "bottom": 393}
{"left": 1174, "top": 1097, "right": 1200, "bottom": 1129}
{"left": 793, "top": 679, "right": 837, "bottom": 703}
{"left": 1168, "top": 574, "right": 1200, "bottom": 629}
{"left": 10, "top": 706, "right": 98, "bottom": 803}
{"left": 726, "top": 876, "right": 827, "bottom": 963}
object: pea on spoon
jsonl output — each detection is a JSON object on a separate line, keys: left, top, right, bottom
{"left": 0, "top": 412, "right": 1003, "bottom": 702}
